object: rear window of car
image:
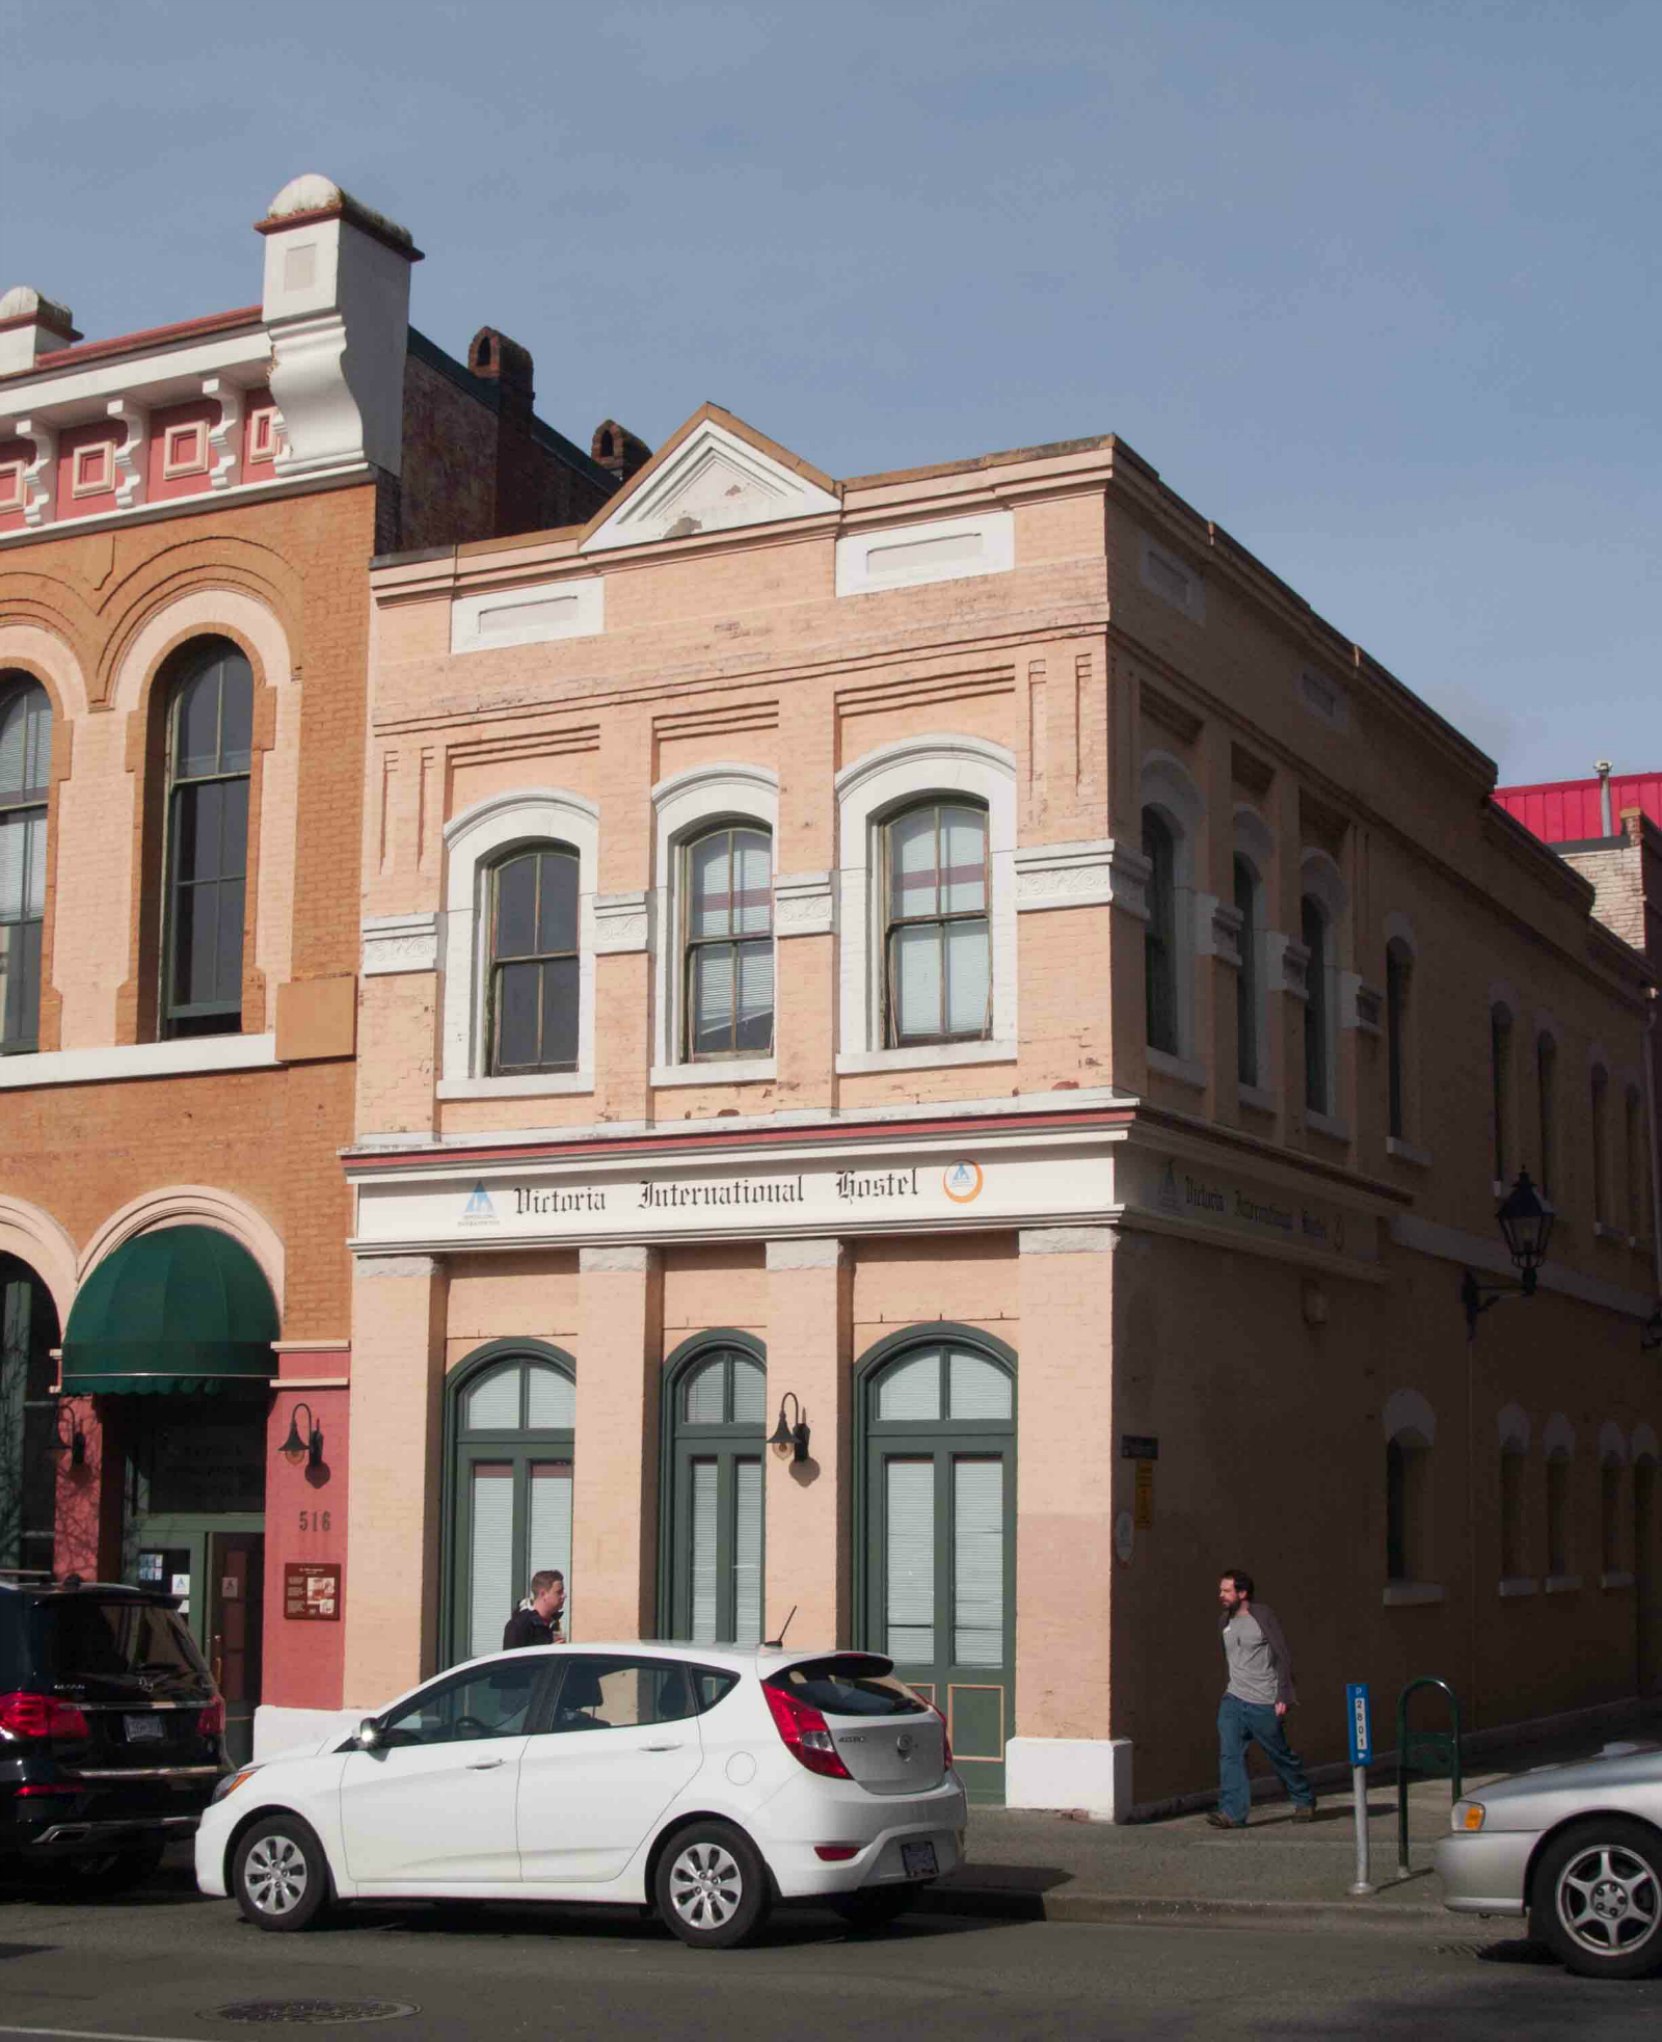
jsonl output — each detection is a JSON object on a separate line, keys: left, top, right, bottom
{"left": 768, "top": 1655, "right": 930, "bottom": 1717}
{"left": 32, "top": 1597, "right": 211, "bottom": 1695}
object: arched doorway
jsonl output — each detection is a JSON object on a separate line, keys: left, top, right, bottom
{"left": 857, "top": 1326, "right": 1016, "bottom": 1802}
{"left": 444, "top": 1341, "right": 575, "bottom": 1663}
{"left": 660, "top": 1335, "right": 765, "bottom": 1646}
{"left": 0, "top": 1255, "right": 59, "bottom": 1576}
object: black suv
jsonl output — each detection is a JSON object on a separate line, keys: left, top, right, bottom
{"left": 1, "top": 1577, "right": 226, "bottom": 1892}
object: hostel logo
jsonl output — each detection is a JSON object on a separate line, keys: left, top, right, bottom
{"left": 942, "top": 1160, "right": 984, "bottom": 1204}
{"left": 461, "top": 1181, "right": 498, "bottom": 1226}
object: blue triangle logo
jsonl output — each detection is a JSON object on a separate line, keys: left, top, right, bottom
{"left": 464, "top": 1181, "right": 495, "bottom": 1220}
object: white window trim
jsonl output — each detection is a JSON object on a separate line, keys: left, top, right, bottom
{"left": 1233, "top": 805, "right": 1275, "bottom": 1090}
{"left": 1299, "top": 847, "right": 1347, "bottom": 1118}
{"left": 439, "top": 787, "right": 599, "bottom": 1095}
{"left": 650, "top": 761, "right": 779, "bottom": 1083}
{"left": 834, "top": 733, "right": 1017, "bottom": 1074}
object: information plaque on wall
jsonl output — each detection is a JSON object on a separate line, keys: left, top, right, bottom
{"left": 284, "top": 1563, "right": 341, "bottom": 1622}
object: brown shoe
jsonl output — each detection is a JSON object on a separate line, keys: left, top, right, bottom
{"left": 1292, "top": 1804, "right": 1317, "bottom": 1823}
{"left": 1206, "top": 1811, "right": 1246, "bottom": 1829}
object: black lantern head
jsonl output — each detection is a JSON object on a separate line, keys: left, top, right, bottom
{"left": 1496, "top": 1169, "right": 1553, "bottom": 1281}
{"left": 768, "top": 1393, "right": 810, "bottom": 1464}
{"left": 280, "top": 1402, "right": 324, "bottom": 1470}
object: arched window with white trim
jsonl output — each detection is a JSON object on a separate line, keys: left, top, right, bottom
{"left": 161, "top": 638, "right": 252, "bottom": 1039}
{"left": 1599, "top": 1425, "right": 1627, "bottom": 1585}
{"left": 440, "top": 789, "right": 598, "bottom": 1096}
{"left": 1490, "top": 1002, "right": 1515, "bottom": 1186}
{"left": 834, "top": 736, "right": 1016, "bottom": 1073}
{"left": 1535, "top": 1028, "right": 1558, "bottom": 1200}
{"left": 1590, "top": 1061, "right": 1610, "bottom": 1226}
{"left": 1543, "top": 1413, "right": 1576, "bottom": 1588}
{"left": 1383, "top": 1389, "right": 1436, "bottom": 1594}
{"left": 1299, "top": 850, "right": 1347, "bottom": 1124}
{"left": 1385, "top": 938, "right": 1412, "bottom": 1141}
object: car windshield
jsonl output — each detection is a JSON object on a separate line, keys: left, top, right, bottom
{"left": 769, "top": 1655, "right": 930, "bottom": 1717}
{"left": 34, "top": 1597, "right": 212, "bottom": 1697}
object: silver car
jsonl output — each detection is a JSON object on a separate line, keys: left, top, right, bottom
{"left": 1434, "top": 1741, "right": 1662, "bottom": 1979}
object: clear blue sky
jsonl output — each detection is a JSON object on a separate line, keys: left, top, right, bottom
{"left": 5, "top": 0, "right": 1657, "bottom": 784}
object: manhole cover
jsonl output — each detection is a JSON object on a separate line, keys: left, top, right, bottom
{"left": 215, "top": 2001, "right": 418, "bottom": 2026}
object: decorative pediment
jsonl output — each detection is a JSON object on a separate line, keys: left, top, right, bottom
{"left": 580, "top": 410, "right": 839, "bottom": 553}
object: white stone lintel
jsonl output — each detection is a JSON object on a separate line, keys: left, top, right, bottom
{"left": 1019, "top": 1225, "right": 1114, "bottom": 1256}
{"left": 579, "top": 1244, "right": 656, "bottom": 1275}
{"left": 361, "top": 912, "right": 439, "bottom": 976}
{"left": 766, "top": 1236, "right": 848, "bottom": 1272}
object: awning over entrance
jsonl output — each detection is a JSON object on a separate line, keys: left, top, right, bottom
{"left": 61, "top": 1225, "right": 279, "bottom": 1395}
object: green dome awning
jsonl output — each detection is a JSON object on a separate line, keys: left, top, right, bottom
{"left": 61, "top": 1225, "right": 279, "bottom": 1396}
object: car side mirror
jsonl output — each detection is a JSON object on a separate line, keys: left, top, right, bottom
{"left": 354, "top": 1717, "right": 382, "bottom": 1751}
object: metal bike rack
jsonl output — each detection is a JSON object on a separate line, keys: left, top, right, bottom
{"left": 1395, "top": 1675, "right": 1463, "bottom": 1877}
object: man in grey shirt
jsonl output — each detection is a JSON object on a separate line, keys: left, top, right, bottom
{"left": 1208, "top": 1567, "right": 1316, "bottom": 1828}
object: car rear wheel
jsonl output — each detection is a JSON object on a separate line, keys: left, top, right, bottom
{"left": 832, "top": 1883, "right": 923, "bottom": 1932}
{"left": 1531, "top": 1817, "right": 1662, "bottom": 1980}
{"left": 233, "top": 1815, "right": 331, "bottom": 1933}
{"left": 654, "top": 1821, "right": 771, "bottom": 1950}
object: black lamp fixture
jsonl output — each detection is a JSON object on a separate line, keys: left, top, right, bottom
{"left": 1462, "top": 1168, "right": 1555, "bottom": 1337}
{"left": 768, "top": 1392, "right": 810, "bottom": 1465}
{"left": 1642, "top": 1302, "right": 1662, "bottom": 1354}
{"left": 279, "top": 1400, "right": 324, "bottom": 1471}
{"left": 52, "top": 1396, "right": 86, "bottom": 1467}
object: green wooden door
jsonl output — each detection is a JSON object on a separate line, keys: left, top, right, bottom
{"left": 447, "top": 1351, "right": 574, "bottom": 1662}
{"left": 664, "top": 1346, "right": 765, "bottom": 1646}
{"left": 861, "top": 1336, "right": 1015, "bottom": 1803}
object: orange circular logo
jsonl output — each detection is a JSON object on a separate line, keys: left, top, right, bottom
{"left": 942, "top": 1160, "right": 984, "bottom": 1203}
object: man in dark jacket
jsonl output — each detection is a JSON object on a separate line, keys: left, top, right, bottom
{"left": 1208, "top": 1567, "right": 1316, "bottom": 1828}
{"left": 502, "top": 1570, "right": 565, "bottom": 1650}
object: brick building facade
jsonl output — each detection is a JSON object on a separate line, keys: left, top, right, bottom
{"left": 0, "top": 176, "right": 632, "bottom": 1758}
{"left": 330, "top": 407, "right": 1660, "bottom": 1810}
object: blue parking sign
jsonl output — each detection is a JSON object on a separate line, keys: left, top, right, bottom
{"left": 1346, "top": 1682, "right": 1373, "bottom": 1767}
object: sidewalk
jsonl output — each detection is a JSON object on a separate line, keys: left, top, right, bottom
{"left": 930, "top": 1705, "right": 1662, "bottom": 1934}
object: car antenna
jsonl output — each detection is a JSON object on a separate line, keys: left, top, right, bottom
{"left": 763, "top": 1605, "right": 797, "bottom": 1651}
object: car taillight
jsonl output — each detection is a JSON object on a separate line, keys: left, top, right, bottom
{"left": 763, "top": 1682, "right": 853, "bottom": 1780}
{"left": 0, "top": 1691, "right": 91, "bottom": 1741}
{"left": 932, "top": 1701, "right": 953, "bottom": 1770}
{"left": 198, "top": 1699, "right": 224, "bottom": 1738}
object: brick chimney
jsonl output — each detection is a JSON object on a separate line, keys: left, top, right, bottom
{"left": 592, "top": 419, "right": 651, "bottom": 484}
{"left": 0, "top": 286, "right": 81, "bottom": 376}
{"left": 469, "top": 327, "right": 534, "bottom": 420}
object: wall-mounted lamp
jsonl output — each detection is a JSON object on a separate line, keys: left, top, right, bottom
{"left": 1461, "top": 1168, "right": 1554, "bottom": 1338}
{"left": 768, "top": 1392, "right": 810, "bottom": 1465}
{"left": 52, "top": 1396, "right": 86, "bottom": 1467}
{"left": 279, "top": 1400, "right": 324, "bottom": 1471}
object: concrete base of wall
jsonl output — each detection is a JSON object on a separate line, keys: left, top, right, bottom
{"left": 1005, "top": 1735, "right": 1134, "bottom": 1820}
{"left": 254, "top": 1703, "right": 363, "bottom": 1760}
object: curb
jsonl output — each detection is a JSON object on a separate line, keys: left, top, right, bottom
{"left": 921, "top": 1883, "right": 1449, "bottom": 1934}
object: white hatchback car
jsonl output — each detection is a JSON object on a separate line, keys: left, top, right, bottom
{"left": 196, "top": 1643, "right": 968, "bottom": 1947}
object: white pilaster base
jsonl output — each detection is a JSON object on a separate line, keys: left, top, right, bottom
{"left": 1004, "top": 1735, "right": 1134, "bottom": 1821}
{"left": 253, "top": 1704, "right": 363, "bottom": 1761}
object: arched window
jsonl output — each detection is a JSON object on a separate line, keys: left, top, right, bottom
{"left": 1625, "top": 1086, "right": 1644, "bottom": 1239}
{"left": 661, "top": 1338, "right": 766, "bottom": 1646}
{"left": 1591, "top": 1065, "right": 1610, "bottom": 1225}
{"left": 1536, "top": 1033, "right": 1557, "bottom": 1199}
{"left": 1385, "top": 939, "right": 1413, "bottom": 1141}
{"left": 882, "top": 800, "right": 990, "bottom": 1046}
{"left": 1143, "top": 809, "right": 1178, "bottom": 1055}
{"left": 1545, "top": 1448, "right": 1572, "bottom": 1582}
{"left": 162, "top": 639, "right": 252, "bottom": 1039}
{"left": 1489, "top": 1004, "right": 1514, "bottom": 1184}
{"left": 0, "top": 1254, "right": 60, "bottom": 1571}
{"left": 682, "top": 825, "right": 773, "bottom": 1060}
{"left": 1302, "top": 894, "right": 1330, "bottom": 1113}
{"left": 488, "top": 845, "right": 580, "bottom": 1074}
{"left": 1500, "top": 1442, "right": 1526, "bottom": 1582}
{"left": 1233, "top": 853, "right": 1259, "bottom": 1088}
{"left": 445, "top": 1344, "right": 575, "bottom": 1663}
{"left": 1383, "top": 1389, "right": 1435, "bottom": 1589}
{"left": 1601, "top": 1453, "right": 1625, "bottom": 1582}
{"left": 0, "top": 676, "right": 51, "bottom": 1054}
{"left": 858, "top": 1329, "right": 1016, "bottom": 1802}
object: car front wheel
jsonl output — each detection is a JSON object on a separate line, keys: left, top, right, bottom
{"left": 232, "top": 1815, "right": 331, "bottom": 1933}
{"left": 654, "top": 1822, "right": 771, "bottom": 1949}
{"left": 1531, "top": 1817, "right": 1662, "bottom": 1979}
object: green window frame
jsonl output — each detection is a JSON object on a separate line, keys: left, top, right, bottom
{"left": 442, "top": 1340, "right": 576, "bottom": 1666}
{"left": 658, "top": 1332, "right": 766, "bottom": 1647}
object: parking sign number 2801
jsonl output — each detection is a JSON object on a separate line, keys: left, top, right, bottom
{"left": 298, "top": 1509, "right": 332, "bottom": 1532}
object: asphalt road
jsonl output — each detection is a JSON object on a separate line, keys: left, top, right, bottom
{"left": 2, "top": 1862, "right": 1661, "bottom": 2040}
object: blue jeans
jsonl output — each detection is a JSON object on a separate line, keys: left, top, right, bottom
{"left": 1217, "top": 1693, "right": 1315, "bottom": 1822}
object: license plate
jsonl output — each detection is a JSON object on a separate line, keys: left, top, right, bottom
{"left": 124, "top": 1714, "right": 165, "bottom": 1742}
{"left": 901, "top": 1841, "right": 938, "bottom": 1878}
